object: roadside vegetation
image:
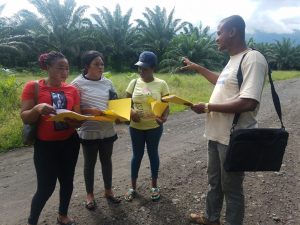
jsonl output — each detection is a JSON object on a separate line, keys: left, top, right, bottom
{"left": 1, "top": 1, "right": 299, "bottom": 151}
{"left": 0, "top": 70, "right": 299, "bottom": 152}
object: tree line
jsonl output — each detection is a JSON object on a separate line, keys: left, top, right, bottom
{"left": 1, "top": 0, "right": 300, "bottom": 73}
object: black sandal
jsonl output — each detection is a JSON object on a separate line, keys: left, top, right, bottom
{"left": 105, "top": 195, "right": 121, "bottom": 204}
{"left": 85, "top": 199, "right": 97, "bottom": 210}
{"left": 57, "top": 218, "right": 76, "bottom": 225}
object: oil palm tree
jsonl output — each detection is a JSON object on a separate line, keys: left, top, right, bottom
{"left": 160, "top": 24, "right": 223, "bottom": 72}
{"left": 91, "top": 4, "right": 137, "bottom": 71}
{"left": 16, "top": 0, "right": 93, "bottom": 66}
{"left": 0, "top": 4, "right": 33, "bottom": 67}
{"left": 135, "top": 6, "right": 188, "bottom": 62}
{"left": 271, "top": 38, "right": 300, "bottom": 70}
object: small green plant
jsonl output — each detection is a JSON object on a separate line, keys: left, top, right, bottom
{"left": 0, "top": 111, "right": 23, "bottom": 151}
{"left": 103, "top": 71, "right": 113, "bottom": 78}
{"left": 169, "top": 75, "right": 182, "bottom": 87}
{"left": 0, "top": 75, "right": 23, "bottom": 152}
{"left": 0, "top": 76, "right": 21, "bottom": 110}
{"left": 126, "top": 72, "right": 138, "bottom": 79}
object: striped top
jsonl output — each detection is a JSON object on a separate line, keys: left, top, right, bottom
{"left": 71, "top": 74, "right": 117, "bottom": 140}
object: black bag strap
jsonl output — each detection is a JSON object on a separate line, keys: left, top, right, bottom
{"left": 132, "top": 79, "right": 137, "bottom": 93}
{"left": 33, "top": 80, "right": 39, "bottom": 105}
{"left": 130, "top": 79, "right": 137, "bottom": 108}
{"left": 231, "top": 49, "right": 285, "bottom": 131}
{"left": 25, "top": 81, "right": 39, "bottom": 126}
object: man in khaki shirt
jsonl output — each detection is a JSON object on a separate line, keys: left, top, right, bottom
{"left": 181, "top": 15, "right": 268, "bottom": 225}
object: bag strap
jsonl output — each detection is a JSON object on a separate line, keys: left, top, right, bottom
{"left": 130, "top": 79, "right": 137, "bottom": 108}
{"left": 33, "top": 80, "right": 39, "bottom": 105}
{"left": 231, "top": 49, "right": 285, "bottom": 131}
{"left": 131, "top": 79, "right": 137, "bottom": 93}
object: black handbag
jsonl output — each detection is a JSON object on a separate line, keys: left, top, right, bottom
{"left": 109, "top": 89, "right": 118, "bottom": 100}
{"left": 22, "top": 81, "right": 39, "bottom": 145}
{"left": 22, "top": 123, "right": 37, "bottom": 145}
{"left": 224, "top": 50, "right": 289, "bottom": 172}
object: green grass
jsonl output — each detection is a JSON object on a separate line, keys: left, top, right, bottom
{"left": 271, "top": 70, "right": 300, "bottom": 80}
{"left": 12, "top": 72, "right": 215, "bottom": 113}
{"left": 0, "top": 111, "right": 24, "bottom": 150}
{"left": 0, "top": 70, "right": 299, "bottom": 152}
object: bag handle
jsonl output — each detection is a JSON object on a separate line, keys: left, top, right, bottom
{"left": 231, "top": 49, "right": 285, "bottom": 132}
{"left": 131, "top": 78, "right": 137, "bottom": 93}
{"left": 24, "top": 81, "right": 39, "bottom": 126}
{"left": 130, "top": 79, "right": 137, "bottom": 108}
{"left": 33, "top": 80, "right": 39, "bottom": 105}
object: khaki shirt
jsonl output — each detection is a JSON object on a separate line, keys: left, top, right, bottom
{"left": 205, "top": 49, "right": 268, "bottom": 145}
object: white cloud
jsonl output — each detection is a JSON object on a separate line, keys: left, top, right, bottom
{"left": 247, "top": 1, "right": 300, "bottom": 33}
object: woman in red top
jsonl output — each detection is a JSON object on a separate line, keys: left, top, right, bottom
{"left": 21, "top": 51, "right": 81, "bottom": 225}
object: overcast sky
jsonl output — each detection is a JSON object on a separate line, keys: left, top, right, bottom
{"left": 1, "top": 0, "right": 300, "bottom": 34}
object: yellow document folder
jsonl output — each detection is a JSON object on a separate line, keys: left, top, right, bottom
{"left": 151, "top": 101, "right": 169, "bottom": 117}
{"left": 162, "top": 95, "right": 193, "bottom": 106}
{"left": 47, "top": 109, "right": 98, "bottom": 122}
{"left": 103, "top": 98, "right": 131, "bottom": 121}
{"left": 48, "top": 98, "right": 132, "bottom": 122}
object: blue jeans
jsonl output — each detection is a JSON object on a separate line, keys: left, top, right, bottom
{"left": 205, "top": 140, "right": 245, "bottom": 225}
{"left": 129, "top": 126, "right": 163, "bottom": 180}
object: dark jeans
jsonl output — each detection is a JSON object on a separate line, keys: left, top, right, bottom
{"left": 28, "top": 133, "right": 80, "bottom": 225}
{"left": 129, "top": 126, "right": 163, "bottom": 180}
{"left": 82, "top": 140, "right": 115, "bottom": 192}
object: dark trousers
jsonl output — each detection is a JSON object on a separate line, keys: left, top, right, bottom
{"left": 205, "top": 140, "right": 245, "bottom": 225}
{"left": 82, "top": 141, "right": 114, "bottom": 192}
{"left": 129, "top": 126, "right": 163, "bottom": 180}
{"left": 28, "top": 133, "right": 80, "bottom": 225}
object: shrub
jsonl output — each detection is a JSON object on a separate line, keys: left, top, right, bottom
{"left": 0, "top": 74, "right": 23, "bottom": 152}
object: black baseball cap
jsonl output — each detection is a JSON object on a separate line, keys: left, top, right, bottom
{"left": 134, "top": 51, "right": 157, "bottom": 68}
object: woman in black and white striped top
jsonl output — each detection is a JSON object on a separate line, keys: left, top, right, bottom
{"left": 71, "top": 51, "right": 121, "bottom": 210}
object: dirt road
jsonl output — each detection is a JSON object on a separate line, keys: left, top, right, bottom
{"left": 0, "top": 78, "right": 299, "bottom": 225}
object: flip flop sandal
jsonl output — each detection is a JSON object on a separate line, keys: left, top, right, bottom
{"left": 57, "top": 218, "right": 77, "bottom": 225}
{"left": 85, "top": 199, "right": 96, "bottom": 210}
{"left": 189, "top": 213, "right": 220, "bottom": 225}
{"left": 105, "top": 195, "right": 122, "bottom": 204}
{"left": 124, "top": 188, "right": 136, "bottom": 202}
{"left": 150, "top": 187, "right": 160, "bottom": 201}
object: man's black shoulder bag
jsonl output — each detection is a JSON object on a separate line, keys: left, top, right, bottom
{"left": 224, "top": 50, "right": 289, "bottom": 172}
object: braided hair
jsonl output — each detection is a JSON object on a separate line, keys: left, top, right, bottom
{"left": 38, "top": 51, "right": 66, "bottom": 70}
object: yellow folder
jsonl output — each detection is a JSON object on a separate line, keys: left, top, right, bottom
{"left": 48, "top": 98, "right": 132, "bottom": 122}
{"left": 151, "top": 101, "right": 169, "bottom": 117}
{"left": 162, "top": 95, "right": 193, "bottom": 106}
{"left": 47, "top": 109, "right": 98, "bottom": 122}
{"left": 103, "top": 98, "right": 131, "bottom": 121}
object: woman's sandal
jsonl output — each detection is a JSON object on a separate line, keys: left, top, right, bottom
{"left": 124, "top": 188, "right": 136, "bottom": 202}
{"left": 189, "top": 213, "right": 221, "bottom": 225}
{"left": 150, "top": 187, "right": 160, "bottom": 201}
{"left": 57, "top": 217, "right": 76, "bottom": 225}
{"left": 105, "top": 195, "right": 122, "bottom": 204}
{"left": 85, "top": 199, "right": 96, "bottom": 210}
